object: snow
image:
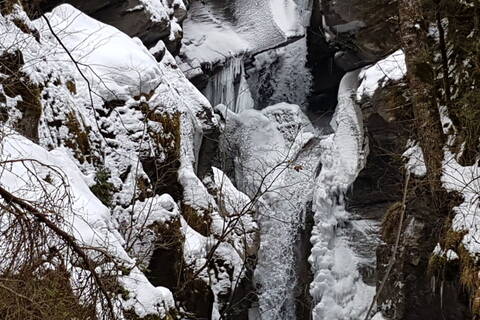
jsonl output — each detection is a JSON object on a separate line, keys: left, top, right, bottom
{"left": 140, "top": 0, "right": 169, "bottom": 23}
{"left": 432, "top": 243, "right": 460, "bottom": 261}
{"left": 438, "top": 107, "right": 480, "bottom": 256}
{"left": 212, "top": 167, "right": 250, "bottom": 215}
{"left": 179, "top": 0, "right": 306, "bottom": 69}
{"left": 403, "top": 140, "right": 427, "bottom": 177}
{"left": 357, "top": 50, "right": 406, "bottom": 100}
{"left": 0, "top": 3, "right": 261, "bottom": 319}
{"left": 181, "top": 217, "right": 208, "bottom": 261}
{"left": 446, "top": 249, "right": 459, "bottom": 261}
{"left": 269, "top": 0, "right": 303, "bottom": 37}
{"left": 372, "top": 312, "right": 387, "bottom": 320}
{"left": 248, "top": 37, "right": 312, "bottom": 108}
{"left": 309, "top": 71, "right": 374, "bottom": 320}
{"left": 442, "top": 151, "right": 480, "bottom": 254}
{"left": 0, "top": 131, "right": 175, "bottom": 318}
{"left": 181, "top": 6, "right": 251, "bottom": 66}
{"left": 36, "top": 4, "right": 164, "bottom": 100}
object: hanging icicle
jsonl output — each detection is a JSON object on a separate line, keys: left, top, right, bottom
{"left": 203, "top": 57, "right": 255, "bottom": 113}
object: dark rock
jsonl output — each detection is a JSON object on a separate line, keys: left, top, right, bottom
{"left": 0, "top": 50, "right": 42, "bottom": 142}
{"left": 315, "top": 0, "right": 400, "bottom": 70}
{"left": 376, "top": 212, "right": 470, "bottom": 320}
{"left": 306, "top": 0, "right": 344, "bottom": 114}
{"left": 350, "top": 79, "right": 471, "bottom": 319}
{"left": 197, "top": 123, "right": 220, "bottom": 180}
{"left": 294, "top": 201, "right": 314, "bottom": 320}
{"left": 148, "top": 218, "right": 215, "bottom": 319}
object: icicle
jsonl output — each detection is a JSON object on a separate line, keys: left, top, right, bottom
{"left": 203, "top": 57, "right": 254, "bottom": 113}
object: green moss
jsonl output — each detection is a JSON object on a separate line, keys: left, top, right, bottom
{"left": 90, "top": 167, "right": 117, "bottom": 207}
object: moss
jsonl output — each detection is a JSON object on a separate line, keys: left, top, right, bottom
{"left": 147, "top": 217, "right": 184, "bottom": 288}
{"left": 133, "top": 90, "right": 155, "bottom": 101}
{"left": 0, "top": 0, "right": 18, "bottom": 15}
{"left": 135, "top": 175, "right": 154, "bottom": 202}
{"left": 0, "top": 0, "right": 44, "bottom": 16}
{"left": 381, "top": 201, "right": 403, "bottom": 244}
{"left": 431, "top": 0, "right": 480, "bottom": 165}
{"left": 139, "top": 107, "right": 183, "bottom": 200}
{"left": 65, "top": 80, "right": 77, "bottom": 94}
{"left": 90, "top": 167, "right": 117, "bottom": 207}
{"left": 433, "top": 218, "right": 480, "bottom": 315}
{"left": 64, "top": 111, "right": 92, "bottom": 164}
{"left": 444, "top": 229, "right": 466, "bottom": 250}
{"left": 428, "top": 253, "right": 448, "bottom": 274}
{"left": 455, "top": 90, "right": 480, "bottom": 165}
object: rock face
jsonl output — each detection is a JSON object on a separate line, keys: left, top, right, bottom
{"left": 37, "top": 0, "right": 187, "bottom": 53}
{"left": 351, "top": 62, "right": 471, "bottom": 319}
{"left": 0, "top": 4, "right": 261, "bottom": 319}
{"left": 314, "top": 0, "right": 399, "bottom": 70}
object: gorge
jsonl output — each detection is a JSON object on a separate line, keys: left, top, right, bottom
{"left": 0, "top": 0, "right": 479, "bottom": 320}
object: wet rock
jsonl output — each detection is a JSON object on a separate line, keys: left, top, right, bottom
{"left": 315, "top": 0, "right": 400, "bottom": 70}
{"left": 347, "top": 80, "right": 412, "bottom": 220}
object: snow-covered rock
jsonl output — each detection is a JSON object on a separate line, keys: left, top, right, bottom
{"left": 357, "top": 50, "right": 406, "bottom": 100}
{"left": 0, "top": 3, "right": 255, "bottom": 318}
{"left": 0, "top": 131, "right": 175, "bottom": 318}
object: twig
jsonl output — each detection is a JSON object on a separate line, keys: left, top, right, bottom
{"left": 0, "top": 185, "right": 117, "bottom": 318}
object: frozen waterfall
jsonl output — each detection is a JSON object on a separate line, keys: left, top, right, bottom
{"left": 308, "top": 71, "right": 375, "bottom": 319}
{"left": 203, "top": 57, "right": 255, "bottom": 113}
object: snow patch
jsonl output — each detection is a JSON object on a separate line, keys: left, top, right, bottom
{"left": 357, "top": 50, "right": 406, "bottom": 100}
{"left": 403, "top": 140, "right": 427, "bottom": 178}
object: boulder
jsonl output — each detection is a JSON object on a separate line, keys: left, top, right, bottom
{"left": 38, "top": 0, "right": 188, "bottom": 52}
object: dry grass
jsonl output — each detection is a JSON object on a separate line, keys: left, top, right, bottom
{"left": 381, "top": 201, "right": 403, "bottom": 244}
{"left": 0, "top": 268, "right": 96, "bottom": 320}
